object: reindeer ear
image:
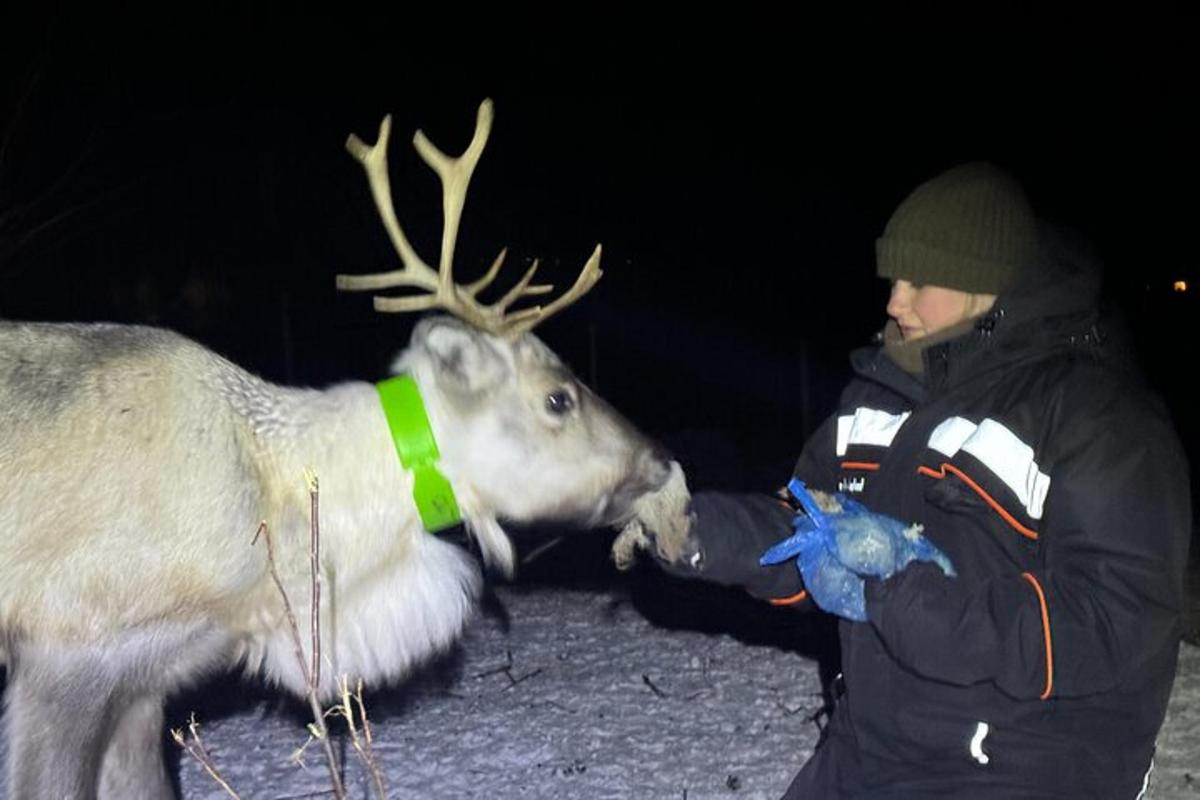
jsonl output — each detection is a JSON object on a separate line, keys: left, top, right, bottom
{"left": 415, "top": 317, "right": 510, "bottom": 394}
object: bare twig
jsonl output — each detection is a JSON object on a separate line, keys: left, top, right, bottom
{"left": 304, "top": 468, "right": 322, "bottom": 692}
{"left": 332, "top": 676, "right": 388, "bottom": 799}
{"left": 472, "top": 649, "right": 515, "bottom": 679}
{"left": 170, "top": 714, "right": 242, "bottom": 799}
{"left": 253, "top": 490, "right": 346, "bottom": 799}
{"left": 473, "top": 649, "right": 542, "bottom": 690}
{"left": 773, "top": 701, "right": 807, "bottom": 717}
{"left": 520, "top": 535, "right": 565, "bottom": 566}
{"left": 179, "top": 473, "right": 367, "bottom": 800}
{"left": 642, "top": 674, "right": 668, "bottom": 698}
{"left": 0, "top": 53, "right": 106, "bottom": 274}
{"left": 808, "top": 704, "right": 833, "bottom": 734}
{"left": 502, "top": 668, "right": 544, "bottom": 690}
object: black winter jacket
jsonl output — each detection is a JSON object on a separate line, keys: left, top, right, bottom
{"left": 782, "top": 236, "right": 1190, "bottom": 798}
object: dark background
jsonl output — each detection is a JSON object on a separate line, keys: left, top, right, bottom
{"left": 2, "top": 4, "right": 1196, "bottom": 501}
{"left": 2, "top": 6, "right": 1199, "bottom": 780}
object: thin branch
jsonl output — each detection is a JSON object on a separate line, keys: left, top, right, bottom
{"left": 253, "top": 509, "right": 346, "bottom": 800}
{"left": 472, "top": 649, "right": 515, "bottom": 679}
{"left": 170, "top": 714, "right": 242, "bottom": 799}
{"left": 501, "top": 668, "right": 543, "bottom": 690}
{"left": 642, "top": 674, "right": 668, "bottom": 699}
{"left": 0, "top": 45, "right": 48, "bottom": 181}
{"left": 304, "top": 468, "right": 322, "bottom": 692}
{"left": 520, "top": 535, "right": 566, "bottom": 566}
{"left": 334, "top": 676, "right": 388, "bottom": 800}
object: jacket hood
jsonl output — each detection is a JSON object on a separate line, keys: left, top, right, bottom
{"left": 989, "top": 222, "right": 1102, "bottom": 339}
{"left": 853, "top": 222, "right": 1127, "bottom": 399}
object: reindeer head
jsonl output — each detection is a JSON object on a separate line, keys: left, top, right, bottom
{"left": 393, "top": 316, "right": 671, "bottom": 529}
{"left": 337, "top": 101, "right": 673, "bottom": 534}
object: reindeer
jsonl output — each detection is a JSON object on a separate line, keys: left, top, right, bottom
{"left": 0, "top": 100, "right": 681, "bottom": 799}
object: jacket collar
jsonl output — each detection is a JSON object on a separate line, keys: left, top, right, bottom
{"left": 852, "top": 223, "right": 1111, "bottom": 402}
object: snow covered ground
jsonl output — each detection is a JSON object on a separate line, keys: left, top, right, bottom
{"left": 166, "top": 583, "right": 827, "bottom": 800}
{"left": 3, "top": 558, "right": 1195, "bottom": 799}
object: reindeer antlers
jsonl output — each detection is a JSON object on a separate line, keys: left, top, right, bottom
{"left": 336, "top": 99, "right": 603, "bottom": 339}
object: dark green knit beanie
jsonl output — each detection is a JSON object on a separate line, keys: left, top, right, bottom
{"left": 876, "top": 162, "right": 1037, "bottom": 295}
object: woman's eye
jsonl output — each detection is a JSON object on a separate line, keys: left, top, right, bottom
{"left": 545, "top": 389, "right": 575, "bottom": 415}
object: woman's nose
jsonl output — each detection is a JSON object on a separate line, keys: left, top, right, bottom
{"left": 887, "top": 280, "right": 912, "bottom": 318}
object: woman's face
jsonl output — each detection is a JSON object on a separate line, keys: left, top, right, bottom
{"left": 887, "top": 280, "right": 996, "bottom": 341}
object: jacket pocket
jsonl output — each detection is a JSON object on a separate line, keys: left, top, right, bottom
{"left": 919, "top": 451, "right": 1043, "bottom": 557}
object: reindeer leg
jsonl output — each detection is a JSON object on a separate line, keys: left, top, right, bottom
{"left": 5, "top": 623, "right": 229, "bottom": 800}
{"left": 98, "top": 694, "right": 173, "bottom": 800}
{"left": 4, "top": 642, "right": 115, "bottom": 799}
{"left": 95, "top": 624, "right": 232, "bottom": 799}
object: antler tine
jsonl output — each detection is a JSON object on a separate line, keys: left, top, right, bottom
{"left": 337, "top": 99, "right": 604, "bottom": 339}
{"left": 463, "top": 248, "right": 508, "bottom": 295}
{"left": 337, "top": 115, "right": 441, "bottom": 293}
{"left": 504, "top": 245, "right": 604, "bottom": 337}
{"left": 412, "top": 99, "right": 494, "bottom": 297}
{"left": 495, "top": 259, "right": 553, "bottom": 310}
{"left": 371, "top": 294, "right": 443, "bottom": 313}
{"left": 466, "top": 248, "right": 554, "bottom": 303}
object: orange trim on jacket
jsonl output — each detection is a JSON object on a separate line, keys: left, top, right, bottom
{"left": 1021, "top": 572, "right": 1055, "bottom": 700}
{"left": 768, "top": 589, "right": 809, "bottom": 607}
{"left": 917, "top": 463, "right": 1039, "bottom": 541}
{"left": 840, "top": 461, "right": 881, "bottom": 471}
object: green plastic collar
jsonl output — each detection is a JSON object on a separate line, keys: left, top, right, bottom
{"left": 376, "top": 375, "right": 462, "bottom": 532}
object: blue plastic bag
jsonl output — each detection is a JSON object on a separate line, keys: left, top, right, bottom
{"left": 760, "top": 479, "right": 955, "bottom": 621}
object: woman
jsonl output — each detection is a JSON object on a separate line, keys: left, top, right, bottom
{"left": 667, "top": 162, "right": 1190, "bottom": 798}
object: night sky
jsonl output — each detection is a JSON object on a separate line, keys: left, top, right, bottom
{"left": 2, "top": 5, "right": 1195, "bottom": 489}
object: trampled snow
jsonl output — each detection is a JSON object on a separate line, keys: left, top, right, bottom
{"left": 2, "top": 570, "right": 1196, "bottom": 798}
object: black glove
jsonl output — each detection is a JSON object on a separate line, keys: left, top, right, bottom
{"left": 657, "top": 491, "right": 807, "bottom": 604}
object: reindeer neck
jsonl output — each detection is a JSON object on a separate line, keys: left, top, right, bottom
{"left": 221, "top": 377, "right": 410, "bottom": 546}
{"left": 392, "top": 367, "right": 517, "bottom": 576}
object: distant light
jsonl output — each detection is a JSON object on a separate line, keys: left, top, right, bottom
{"left": 1174, "top": 280, "right": 1188, "bottom": 292}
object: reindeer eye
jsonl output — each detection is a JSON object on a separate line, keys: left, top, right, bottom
{"left": 545, "top": 389, "right": 575, "bottom": 415}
